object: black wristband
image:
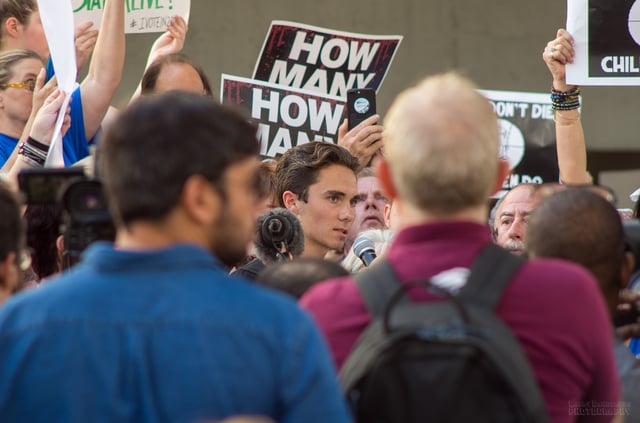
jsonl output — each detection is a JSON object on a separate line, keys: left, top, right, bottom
{"left": 26, "top": 136, "right": 49, "bottom": 153}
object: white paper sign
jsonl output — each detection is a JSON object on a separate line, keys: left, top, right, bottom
{"left": 38, "top": 0, "right": 78, "bottom": 167}
{"left": 567, "top": 0, "right": 640, "bottom": 85}
{"left": 72, "top": 0, "right": 190, "bottom": 34}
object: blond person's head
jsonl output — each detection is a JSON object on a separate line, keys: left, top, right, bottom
{"left": 383, "top": 72, "right": 501, "bottom": 215}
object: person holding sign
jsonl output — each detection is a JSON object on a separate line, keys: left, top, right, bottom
{"left": 491, "top": 28, "right": 595, "bottom": 254}
{"left": 0, "top": 0, "right": 98, "bottom": 76}
{"left": 337, "top": 114, "right": 384, "bottom": 171}
{"left": 0, "top": 0, "right": 124, "bottom": 175}
{"left": 543, "top": 28, "right": 592, "bottom": 185}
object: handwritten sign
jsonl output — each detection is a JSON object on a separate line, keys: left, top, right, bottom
{"left": 253, "top": 21, "right": 402, "bottom": 98}
{"left": 479, "top": 90, "right": 559, "bottom": 194}
{"left": 72, "top": 0, "right": 190, "bottom": 34}
{"left": 221, "top": 74, "right": 345, "bottom": 159}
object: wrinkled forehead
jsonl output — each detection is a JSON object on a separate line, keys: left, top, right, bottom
{"left": 357, "top": 176, "right": 382, "bottom": 193}
{"left": 497, "top": 185, "right": 538, "bottom": 215}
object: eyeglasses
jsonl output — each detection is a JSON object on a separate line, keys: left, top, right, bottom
{"left": 0, "top": 79, "right": 36, "bottom": 92}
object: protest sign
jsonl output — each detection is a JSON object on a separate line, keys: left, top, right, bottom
{"left": 253, "top": 21, "right": 402, "bottom": 98}
{"left": 221, "top": 74, "right": 345, "bottom": 158}
{"left": 479, "top": 90, "right": 559, "bottom": 195}
{"left": 72, "top": 0, "right": 190, "bottom": 34}
{"left": 567, "top": 0, "right": 640, "bottom": 85}
{"left": 38, "top": 0, "right": 77, "bottom": 167}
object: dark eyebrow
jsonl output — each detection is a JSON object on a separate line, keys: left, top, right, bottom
{"left": 325, "top": 190, "right": 346, "bottom": 198}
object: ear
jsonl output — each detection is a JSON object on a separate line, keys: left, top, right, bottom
{"left": 377, "top": 159, "right": 397, "bottom": 201}
{"left": 620, "top": 251, "right": 636, "bottom": 290}
{"left": 491, "top": 159, "right": 510, "bottom": 196}
{"left": 180, "top": 175, "right": 221, "bottom": 225}
{"left": 56, "top": 235, "right": 64, "bottom": 254}
{"left": 282, "top": 191, "right": 300, "bottom": 215}
{"left": 4, "top": 17, "right": 21, "bottom": 40}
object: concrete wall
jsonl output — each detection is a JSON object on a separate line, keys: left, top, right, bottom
{"left": 113, "top": 0, "right": 639, "bottom": 199}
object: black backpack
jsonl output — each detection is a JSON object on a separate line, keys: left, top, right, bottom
{"left": 339, "top": 244, "right": 549, "bottom": 423}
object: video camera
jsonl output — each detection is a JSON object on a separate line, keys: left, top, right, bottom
{"left": 18, "top": 167, "right": 115, "bottom": 269}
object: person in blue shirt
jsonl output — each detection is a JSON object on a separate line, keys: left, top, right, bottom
{"left": 0, "top": 91, "right": 353, "bottom": 423}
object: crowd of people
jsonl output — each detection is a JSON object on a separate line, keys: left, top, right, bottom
{"left": 0, "top": 1, "right": 638, "bottom": 422}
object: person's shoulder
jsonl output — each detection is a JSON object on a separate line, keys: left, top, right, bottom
{"left": 510, "top": 257, "right": 603, "bottom": 306}
{"left": 0, "top": 270, "right": 84, "bottom": 336}
{"left": 521, "top": 257, "right": 596, "bottom": 285}
{"left": 299, "top": 275, "right": 362, "bottom": 310}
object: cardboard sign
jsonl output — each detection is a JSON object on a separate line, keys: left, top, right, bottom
{"left": 567, "top": 0, "right": 640, "bottom": 85}
{"left": 221, "top": 74, "right": 345, "bottom": 158}
{"left": 479, "top": 90, "right": 559, "bottom": 195}
{"left": 253, "top": 20, "right": 402, "bottom": 97}
{"left": 72, "top": 0, "right": 190, "bottom": 34}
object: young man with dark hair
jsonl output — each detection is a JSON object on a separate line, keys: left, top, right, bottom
{"left": 275, "top": 141, "right": 360, "bottom": 258}
{"left": 0, "top": 92, "right": 351, "bottom": 423}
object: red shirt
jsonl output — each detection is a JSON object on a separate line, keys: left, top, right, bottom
{"left": 300, "top": 221, "right": 620, "bottom": 423}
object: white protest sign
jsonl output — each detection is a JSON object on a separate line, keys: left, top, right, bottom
{"left": 567, "top": 0, "right": 640, "bottom": 85}
{"left": 38, "top": 0, "right": 77, "bottom": 167}
{"left": 253, "top": 21, "right": 402, "bottom": 98}
{"left": 221, "top": 74, "right": 345, "bottom": 158}
{"left": 479, "top": 90, "right": 559, "bottom": 196}
{"left": 72, "top": 0, "right": 190, "bottom": 34}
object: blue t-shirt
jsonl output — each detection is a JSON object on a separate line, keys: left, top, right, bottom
{"left": 0, "top": 243, "right": 352, "bottom": 423}
{"left": 0, "top": 87, "right": 90, "bottom": 167}
{"left": 0, "top": 133, "right": 17, "bottom": 164}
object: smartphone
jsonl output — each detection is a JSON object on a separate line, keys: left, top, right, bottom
{"left": 18, "top": 167, "right": 86, "bottom": 205}
{"left": 347, "top": 88, "right": 376, "bottom": 130}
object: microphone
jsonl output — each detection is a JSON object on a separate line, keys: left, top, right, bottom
{"left": 353, "top": 235, "right": 377, "bottom": 267}
{"left": 255, "top": 208, "right": 305, "bottom": 264}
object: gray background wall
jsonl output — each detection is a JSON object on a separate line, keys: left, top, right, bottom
{"left": 113, "top": 0, "right": 639, "bottom": 206}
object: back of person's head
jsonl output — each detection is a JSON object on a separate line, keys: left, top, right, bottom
{"left": 140, "top": 53, "right": 212, "bottom": 97}
{"left": 255, "top": 257, "right": 349, "bottom": 299}
{"left": 0, "top": 179, "right": 22, "bottom": 258}
{"left": 0, "top": 48, "right": 41, "bottom": 85}
{"left": 275, "top": 141, "right": 359, "bottom": 207}
{"left": 383, "top": 72, "right": 500, "bottom": 215}
{"left": 258, "top": 158, "right": 279, "bottom": 210}
{"left": 0, "top": 0, "right": 36, "bottom": 33}
{"left": 99, "top": 91, "right": 258, "bottom": 227}
{"left": 526, "top": 187, "right": 625, "bottom": 299}
{"left": 24, "top": 204, "right": 62, "bottom": 281}
{"left": 0, "top": 180, "right": 24, "bottom": 295}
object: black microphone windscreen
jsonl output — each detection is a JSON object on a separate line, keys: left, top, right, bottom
{"left": 255, "top": 208, "right": 305, "bottom": 264}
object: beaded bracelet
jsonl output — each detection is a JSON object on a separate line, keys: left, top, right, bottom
{"left": 551, "top": 86, "right": 581, "bottom": 111}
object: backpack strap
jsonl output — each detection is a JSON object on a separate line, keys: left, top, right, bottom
{"left": 457, "top": 243, "right": 526, "bottom": 309}
{"left": 353, "top": 259, "right": 403, "bottom": 318}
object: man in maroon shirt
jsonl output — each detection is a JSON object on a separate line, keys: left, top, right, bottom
{"left": 300, "top": 72, "right": 621, "bottom": 423}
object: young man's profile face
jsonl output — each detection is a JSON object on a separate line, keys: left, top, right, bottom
{"left": 294, "top": 164, "right": 358, "bottom": 257}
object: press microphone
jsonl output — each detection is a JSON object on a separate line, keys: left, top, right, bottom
{"left": 255, "top": 208, "right": 305, "bottom": 264}
{"left": 353, "top": 235, "right": 377, "bottom": 267}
